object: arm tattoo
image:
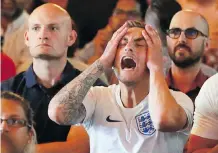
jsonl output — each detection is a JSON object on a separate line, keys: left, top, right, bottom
{"left": 51, "top": 60, "right": 104, "bottom": 125}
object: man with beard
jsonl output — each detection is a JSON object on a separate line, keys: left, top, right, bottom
{"left": 166, "top": 10, "right": 212, "bottom": 103}
{"left": 48, "top": 20, "right": 193, "bottom": 153}
{"left": 1, "top": 91, "right": 36, "bottom": 153}
{"left": 1, "top": 3, "right": 105, "bottom": 153}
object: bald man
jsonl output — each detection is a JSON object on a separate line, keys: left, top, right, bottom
{"left": 165, "top": 10, "right": 212, "bottom": 104}
{"left": 1, "top": 3, "right": 105, "bottom": 153}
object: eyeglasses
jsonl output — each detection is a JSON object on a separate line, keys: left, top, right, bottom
{"left": 166, "top": 28, "right": 208, "bottom": 39}
{"left": 113, "top": 9, "right": 141, "bottom": 18}
{"left": 1, "top": 118, "right": 31, "bottom": 128}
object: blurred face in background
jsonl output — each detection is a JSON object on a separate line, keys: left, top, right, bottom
{"left": 1, "top": 0, "right": 17, "bottom": 17}
{"left": 109, "top": 0, "right": 142, "bottom": 32}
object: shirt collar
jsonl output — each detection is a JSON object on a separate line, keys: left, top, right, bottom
{"left": 166, "top": 68, "right": 209, "bottom": 91}
{"left": 25, "top": 61, "right": 80, "bottom": 88}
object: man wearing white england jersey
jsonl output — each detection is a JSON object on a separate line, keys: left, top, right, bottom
{"left": 185, "top": 73, "right": 218, "bottom": 153}
{"left": 49, "top": 20, "right": 194, "bottom": 153}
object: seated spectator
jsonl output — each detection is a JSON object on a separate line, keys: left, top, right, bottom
{"left": 145, "top": 0, "right": 216, "bottom": 104}
{"left": 165, "top": 10, "right": 214, "bottom": 103}
{"left": 1, "top": 91, "right": 36, "bottom": 153}
{"left": 1, "top": 3, "right": 105, "bottom": 153}
{"left": 49, "top": 20, "right": 194, "bottom": 153}
{"left": 1, "top": 0, "right": 32, "bottom": 73}
{"left": 1, "top": 52, "right": 16, "bottom": 81}
{"left": 184, "top": 73, "right": 218, "bottom": 153}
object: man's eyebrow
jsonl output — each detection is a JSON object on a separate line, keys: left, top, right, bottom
{"left": 30, "top": 23, "right": 60, "bottom": 26}
{"left": 134, "top": 37, "right": 145, "bottom": 42}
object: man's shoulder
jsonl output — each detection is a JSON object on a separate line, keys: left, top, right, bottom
{"left": 1, "top": 72, "right": 26, "bottom": 91}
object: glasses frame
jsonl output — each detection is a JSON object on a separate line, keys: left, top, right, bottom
{"left": 166, "top": 28, "right": 208, "bottom": 39}
{"left": 1, "top": 118, "right": 31, "bottom": 128}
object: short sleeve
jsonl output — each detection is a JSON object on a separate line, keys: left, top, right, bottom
{"left": 82, "top": 87, "right": 97, "bottom": 129}
{"left": 170, "top": 90, "right": 194, "bottom": 132}
{"left": 191, "top": 74, "right": 218, "bottom": 140}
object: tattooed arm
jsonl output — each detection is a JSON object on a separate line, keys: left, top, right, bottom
{"left": 48, "top": 23, "right": 129, "bottom": 125}
{"left": 48, "top": 60, "right": 104, "bottom": 125}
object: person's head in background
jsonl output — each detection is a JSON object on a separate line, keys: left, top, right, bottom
{"left": 1, "top": 0, "right": 31, "bottom": 19}
{"left": 109, "top": 0, "right": 143, "bottom": 33}
{"left": 24, "top": 3, "right": 77, "bottom": 64}
{"left": 86, "top": 0, "right": 145, "bottom": 65}
{"left": 145, "top": 0, "right": 182, "bottom": 46}
{"left": 1, "top": 0, "right": 32, "bottom": 32}
{"left": 166, "top": 10, "right": 209, "bottom": 69}
{"left": 1, "top": 91, "right": 36, "bottom": 153}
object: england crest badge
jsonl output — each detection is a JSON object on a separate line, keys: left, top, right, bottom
{"left": 135, "top": 111, "right": 156, "bottom": 135}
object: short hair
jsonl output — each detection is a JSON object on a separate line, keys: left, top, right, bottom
{"left": 126, "top": 20, "right": 145, "bottom": 29}
{"left": 1, "top": 91, "right": 34, "bottom": 130}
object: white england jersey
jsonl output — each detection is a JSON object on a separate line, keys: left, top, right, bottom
{"left": 82, "top": 84, "right": 193, "bottom": 153}
{"left": 191, "top": 73, "right": 218, "bottom": 140}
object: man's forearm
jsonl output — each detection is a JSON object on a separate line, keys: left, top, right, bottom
{"left": 149, "top": 70, "right": 187, "bottom": 132}
{"left": 48, "top": 60, "right": 104, "bottom": 125}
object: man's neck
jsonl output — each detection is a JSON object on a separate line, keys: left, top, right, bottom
{"left": 119, "top": 76, "right": 149, "bottom": 108}
{"left": 171, "top": 62, "right": 201, "bottom": 93}
{"left": 33, "top": 58, "right": 67, "bottom": 88}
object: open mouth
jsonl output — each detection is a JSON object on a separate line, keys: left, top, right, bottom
{"left": 121, "top": 56, "right": 136, "bottom": 70}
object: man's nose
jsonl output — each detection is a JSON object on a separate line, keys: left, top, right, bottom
{"left": 178, "top": 31, "right": 187, "bottom": 43}
{"left": 0, "top": 121, "right": 10, "bottom": 133}
{"left": 124, "top": 42, "right": 134, "bottom": 52}
{"left": 124, "top": 47, "right": 133, "bottom": 52}
{"left": 39, "top": 28, "right": 49, "bottom": 40}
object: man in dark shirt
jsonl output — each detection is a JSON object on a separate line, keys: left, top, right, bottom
{"left": 1, "top": 3, "right": 105, "bottom": 153}
{"left": 145, "top": 1, "right": 216, "bottom": 105}
{"left": 165, "top": 10, "right": 212, "bottom": 104}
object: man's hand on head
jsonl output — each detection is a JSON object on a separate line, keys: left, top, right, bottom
{"left": 142, "top": 24, "right": 163, "bottom": 72}
{"left": 99, "top": 22, "right": 128, "bottom": 69}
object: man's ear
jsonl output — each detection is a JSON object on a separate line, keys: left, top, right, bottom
{"left": 67, "top": 30, "right": 77, "bottom": 46}
{"left": 28, "top": 127, "right": 36, "bottom": 144}
{"left": 24, "top": 31, "right": 29, "bottom": 47}
{"left": 204, "top": 37, "right": 210, "bottom": 51}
